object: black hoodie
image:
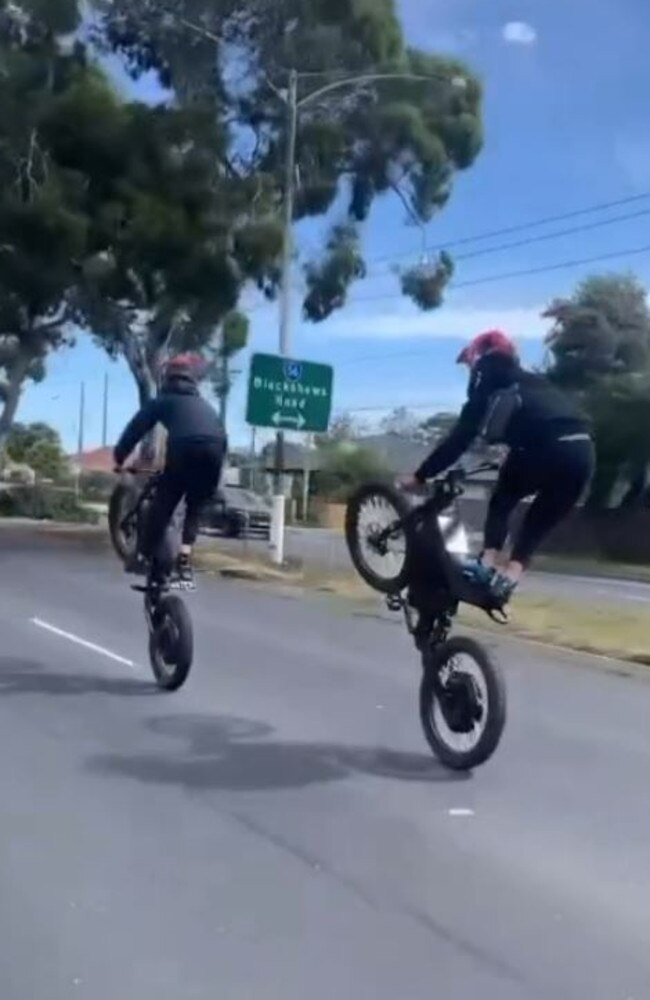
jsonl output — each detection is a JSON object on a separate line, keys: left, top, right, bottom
{"left": 415, "top": 353, "right": 590, "bottom": 482}
{"left": 114, "top": 374, "right": 225, "bottom": 466}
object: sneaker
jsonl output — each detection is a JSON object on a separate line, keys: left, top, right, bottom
{"left": 461, "top": 558, "right": 496, "bottom": 588}
{"left": 173, "top": 553, "right": 196, "bottom": 591}
{"left": 490, "top": 572, "right": 517, "bottom": 605}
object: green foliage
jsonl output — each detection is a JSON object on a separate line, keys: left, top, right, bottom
{"left": 0, "top": 483, "right": 98, "bottom": 522}
{"left": 400, "top": 251, "right": 454, "bottom": 310}
{"left": 544, "top": 273, "right": 650, "bottom": 390}
{"left": 6, "top": 420, "right": 67, "bottom": 479}
{"left": 544, "top": 272, "right": 650, "bottom": 509}
{"left": 79, "top": 469, "right": 115, "bottom": 501}
{"left": 584, "top": 375, "right": 650, "bottom": 509}
{"left": 0, "top": 2, "right": 115, "bottom": 441}
{"left": 205, "top": 310, "right": 250, "bottom": 424}
{"left": 303, "top": 225, "right": 366, "bottom": 321}
{"left": 91, "top": 0, "right": 483, "bottom": 319}
{"left": 317, "top": 442, "right": 391, "bottom": 502}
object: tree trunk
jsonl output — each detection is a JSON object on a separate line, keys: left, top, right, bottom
{"left": 123, "top": 336, "right": 159, "bottom": 466}
{"left": 0, "top": 352, "right": 31, "bottom": 450}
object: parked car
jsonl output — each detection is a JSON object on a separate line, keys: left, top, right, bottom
{"left": 201, "top": 485, "right": 272, "bottom": 539}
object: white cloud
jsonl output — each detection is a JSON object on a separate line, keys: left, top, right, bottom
{"left": 502, "top": 21, "right": 538, "bottom": 46}
{"left": 322, "top": 304, "right": 547, "bottom": 343}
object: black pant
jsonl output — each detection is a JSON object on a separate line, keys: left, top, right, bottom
{"left": 484, "top": 437, "right": 595, "bottom": 566}
{"left": 141, "top": 440, "right": 225, "bottom": 559}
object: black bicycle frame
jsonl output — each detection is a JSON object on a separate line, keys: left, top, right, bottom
{"left": 379, "top": 463, "right": 502, "bottom": 617}
{"left": 119, "top": 473, "right": 160, "bottom": 533}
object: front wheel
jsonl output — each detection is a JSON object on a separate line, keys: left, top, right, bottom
{"left": 148, "top": 594, "right": 194, "bottom": 691}
{"left": 345, "top": 482, "right": 412, "bottom": 594}
{"left": 419, "top": 636, "right": 506, "bottom": 770}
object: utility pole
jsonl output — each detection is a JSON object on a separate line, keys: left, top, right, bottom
{"left": 168, "top": 16, "right": 468, "bottom": 566}
{"left": 102, "top": 373, "right": 109, "bottom": 447}
{"left": 77, "top": 381, "right": 85, "bottom": 458}
{"left": 76, "top": 381, "right": 85, "bottom": 499}
{"left": 270, "top": 68, "right": 299, "bottom": 566}
{"left": 302, "top": 433, "right": 313, "bottom": 523}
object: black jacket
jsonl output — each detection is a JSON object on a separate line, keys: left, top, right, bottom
{"left": 415, "top": 354, "right": 590, "bottom": 482}
{"left": 114, "top": 375, "right": 225, "bottom": 466}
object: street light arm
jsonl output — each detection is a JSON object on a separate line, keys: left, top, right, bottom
{"left": 296, "top": 71, "right": 466, "bottom": 109}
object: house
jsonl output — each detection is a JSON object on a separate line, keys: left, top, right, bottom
{"left": 70, "top": 447, "right": 115, "bottom": 474}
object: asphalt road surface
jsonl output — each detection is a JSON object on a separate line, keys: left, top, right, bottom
{"left": 2, "top": 530, "right": 650, "bottom": 999}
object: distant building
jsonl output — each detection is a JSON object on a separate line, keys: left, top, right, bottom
{"left": 70, "top": 447, "right": 115, "bottom": 474}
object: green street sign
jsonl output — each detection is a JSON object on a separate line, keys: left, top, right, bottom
{"left": 246, "top": 353, "right": 334, "bottom": 433}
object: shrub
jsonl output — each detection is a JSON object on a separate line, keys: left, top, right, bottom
{"left": 0, "top": 486, "right": 99, "bottom": 524}
{"left": 316, "top": 444, "right": 391, "bottom": 503}
{"left": 79, "top": 470, "right": 116, "bottom": 502}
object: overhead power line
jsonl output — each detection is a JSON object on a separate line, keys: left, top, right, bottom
{"left": 366, "top": 190, "right": 650, "bottom": 266}
{"left": 431, "top": 206, "right": 650, "bottom": 265}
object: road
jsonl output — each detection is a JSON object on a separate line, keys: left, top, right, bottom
{"left": 1, "top": 530, "right": 650, "bottom": 998}
{"left": 222, "top": 525, "right": 650, "bottom": 606}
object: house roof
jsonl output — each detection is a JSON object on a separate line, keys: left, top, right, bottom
{"left": 70, "top": 447, "right": 115, "bottom": 474}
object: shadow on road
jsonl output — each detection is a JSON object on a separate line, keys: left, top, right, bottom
{"left": 88, "top": 712, "right": 469, "bottom": 793}
{"left": 0, "top": 657, "right": 157, "bottom": 697}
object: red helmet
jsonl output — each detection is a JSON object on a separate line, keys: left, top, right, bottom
{"left": 161, "top": 353, "right": 206, "bottom": 381}
{"left": 456, "top": 330, "right": 517, "bottom": 367}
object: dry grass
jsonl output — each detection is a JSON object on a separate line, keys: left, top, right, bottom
{"left": 459, "top": 596, "right": 650, "bottom": 664}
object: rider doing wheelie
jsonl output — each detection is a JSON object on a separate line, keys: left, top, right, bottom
{"left": 400, "top": 330, "right": 595, "bottom": 603}
{"left": 114, "top": 353, "right": 227, "bottom": 588}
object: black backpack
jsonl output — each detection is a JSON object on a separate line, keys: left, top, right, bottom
{"left": 480, "top": 384, "right": 522, "bottom": 444}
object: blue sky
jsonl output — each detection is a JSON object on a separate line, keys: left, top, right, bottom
{"left": 19, "top": 0, "right": 650, "bottom": 451}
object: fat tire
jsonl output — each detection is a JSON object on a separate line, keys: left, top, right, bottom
{"left": 149, "top": 594, "right": 193, "bottom": 692}
{"left": 345, "top": 482, "right": 412, "bottom": 594}
{"left": 108, "top": 482, "right": 139, "bottom": 563}
{"left": 419, "top": 635, "right": 506, "bottom": 770}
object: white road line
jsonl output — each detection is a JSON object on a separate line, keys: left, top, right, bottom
{"left": 30, "top": 618, "right": 137, "bottom": 669}
{"left": 448, "top": 808, "right": 475, "bottom": 817}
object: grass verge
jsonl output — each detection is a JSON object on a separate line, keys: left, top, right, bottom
{"left": 458, "top": 599, "right": 650, "bottom": 665}
{"left": 534, "top": 554, "right": 650, "bottom": 585}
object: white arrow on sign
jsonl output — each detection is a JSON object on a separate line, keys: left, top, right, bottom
{"left": 272, "top": 411, "right": 306, "bottom": 430}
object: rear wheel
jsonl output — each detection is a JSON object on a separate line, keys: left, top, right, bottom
{"left": 148, "top": 594, "right": 193, "bottom": 691}
{"left": 345, "top": 482, "right": 412, "bottom": 594}
{"left": 108, "top": 482, "right": 139, "bottom": 563}
{"left": 419, "top": 636, "right": 506, "bottom": 770}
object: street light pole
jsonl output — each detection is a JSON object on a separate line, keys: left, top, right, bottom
{"left": 270, "top": 68, "right": 299, "bottom": 565}
{"left": 268, "top": 68, "right": 465, "bottom": 565}
{"left": 157, "top": 13, "right": 468, "bottom": 565}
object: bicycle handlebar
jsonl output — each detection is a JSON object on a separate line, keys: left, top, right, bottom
{"left": 435, "top": 460, "right": 500, "bottom": 485}
{"left": 116, "top": 466, "right": 159, "bottom": 475}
